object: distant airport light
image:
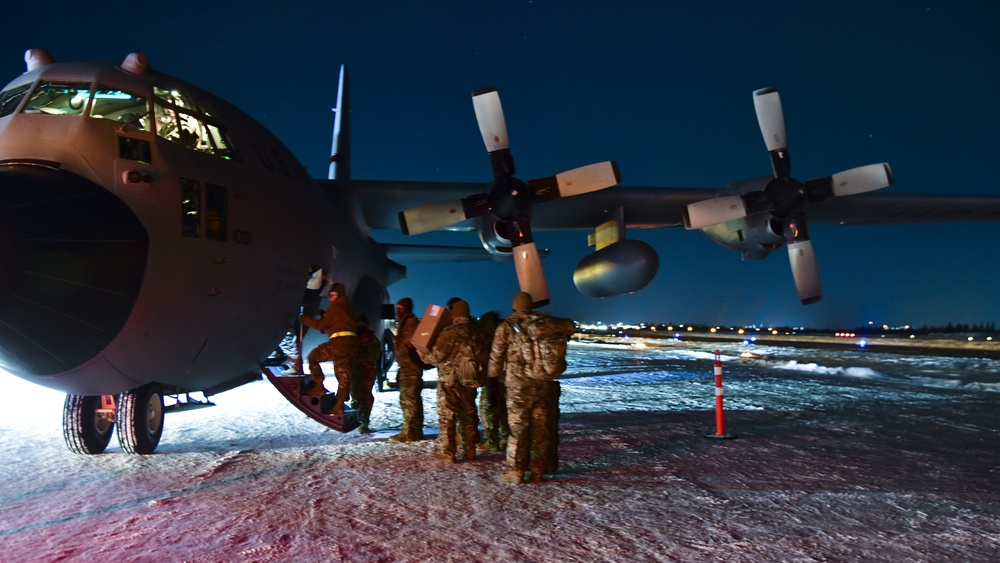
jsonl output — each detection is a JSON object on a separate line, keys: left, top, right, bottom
{"left": 859, "top": 340, "right": 867, "bottom": 348}
{"left": 710, "top": 327, "right": 717, "bottom": 333}
{"left": 968, "top": 337, "right": 975, "bottom": 341}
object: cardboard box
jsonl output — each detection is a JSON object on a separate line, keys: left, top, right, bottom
{"left": 411, "top": 304, "right": 452, "bottom": 353}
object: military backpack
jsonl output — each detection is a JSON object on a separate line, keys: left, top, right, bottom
{"left": 452, "top": 325, "right": 489, "bottom": 388}
{"left": 513, "top": 314, "right": 575, "bottom": 379}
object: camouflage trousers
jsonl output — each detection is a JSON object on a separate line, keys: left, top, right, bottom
{"left": 505, "top": 378, "right": 557, "bottom": 476}
{"left": 436, "top": 380, "right": 478, "bottom": 456}
{"left": 479, "top": 377, "right": 509, "bottom": 449}
{"left": 307, "top": 338, "right": 356, "bottom": 410}
{"left": 350, "top": 364, "right": 376, "bottom": 426}
{"left": 396, "top": 364, "right": 424, "bottom": 439}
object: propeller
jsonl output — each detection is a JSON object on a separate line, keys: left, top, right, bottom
{"left": 398, "top": 86, "right": 621, "bottom": 307}
{"left": 684, "top": 87, "right": 894, "bottom": 304}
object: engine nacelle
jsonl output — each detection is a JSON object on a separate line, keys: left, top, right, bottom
{"left": 573, "top": 240, "right": 659, "bottom": 297}
{"left": 697, "top": 176, "right": 787, "bottom": 260}
{"left": 700, "top": 212, "right": 786, "bottom": 260}
{"left": 475, "top": 216, "right": 513, "bottom": 262}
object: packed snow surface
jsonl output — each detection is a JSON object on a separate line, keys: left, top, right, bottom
{"left": 1, "top": 337, "right": 998, "bottom": 561}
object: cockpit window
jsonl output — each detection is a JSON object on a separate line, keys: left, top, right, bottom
{"left": 90, "top": 87, "right": 150, "bottom": 131}
{"left": 153, "top": 85, "right": 237, "bottom": 160}
{"left": 0, "top": 84, "right": 30, "bottom": 118}
{"left": 153, "top": 86, "right": 202, "bottom": 114}
{"left": 23, "top": 82, "right": 93, "bottom": 115}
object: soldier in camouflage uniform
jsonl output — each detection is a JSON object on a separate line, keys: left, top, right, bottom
{"left": 389, "top": 297, "right": 424, "bottom": 442}
{"left": 300, "top": 283, "right": 358, "bottom": 414}
{"left": 476, "top": 310, "right": 505, "bottom": 454}
{"left": 421, "top": 299, "right": 480, "bottom": 463}
{"left": 351, "top": 315, "right": 381, "bottom": 434}
{"left": 488, "top": 292, "right": 553, "bottom": 484}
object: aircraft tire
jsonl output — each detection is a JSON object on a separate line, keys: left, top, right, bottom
{"left": 116, "top": 383, "right": 164, "bottom": 454}
{"left": 62, "top": 394, "right": 115, "bottom": 455}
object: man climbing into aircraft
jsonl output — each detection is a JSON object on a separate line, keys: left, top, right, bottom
{"left": 389, "top": 298, "right": 424, "bottom": 442}
{"left": 300, "top": 283, "right": 358, "bottom": 414}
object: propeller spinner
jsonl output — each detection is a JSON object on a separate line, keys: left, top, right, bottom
{"left": 398, "top": 86, "right": 621, "bottom": 307}
{"left": 683, "top": 87, "right": 894, "bottom": 304}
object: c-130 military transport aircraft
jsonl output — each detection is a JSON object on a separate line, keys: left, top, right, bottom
{"left": 1, "top": 50, "right": 997, "bottom": 454}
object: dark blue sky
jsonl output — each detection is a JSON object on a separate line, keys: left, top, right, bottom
{"left": 2, "top": 1, "right": 997, "bottom": 328}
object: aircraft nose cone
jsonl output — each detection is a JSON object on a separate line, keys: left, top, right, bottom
{"left": 0, "top": 165, "right": 148, "bottom": 377}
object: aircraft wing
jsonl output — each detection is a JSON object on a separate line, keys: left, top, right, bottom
{"left": 326, "top": 179, "right": 1000, "bottom": 231}
{"left": 382, "top": 243, "right": 494, "bottom": 263}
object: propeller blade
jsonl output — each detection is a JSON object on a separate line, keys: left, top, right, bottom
{"left": 398, "top": 194, "right": 492, "bottom": 236}
{"left": 530, "top": 161, "right": 621, "bottom": 201}
{"left": 753, "top": 87, "right": 787, "bottom": 152}
{"left": 472, "top": 87, "right": 509, "bottom": 153}
{"left": 754, "top": 87, "right": 791, "bottom": 178}
{"left": 683, "top": 195, "right": 747, "bottom": 229}
{"left": 787, "top": 240, "right": 822, "bottom": 304}
{"left": 512, "top": 242, "right": 550, "bottom": 307}
{"left": 830, "top": 163, "right": 894, "bottom": 197}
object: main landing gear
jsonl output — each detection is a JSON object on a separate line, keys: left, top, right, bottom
{"left": 62, "top": 382, "right": 165, "bottom": 455}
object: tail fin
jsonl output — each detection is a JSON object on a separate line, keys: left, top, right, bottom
{"left": 329, "top": 64, "right": 350, "bottom": 180}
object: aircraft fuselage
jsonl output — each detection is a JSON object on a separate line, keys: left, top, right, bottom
{"left": 0, "top": 52, "right": 392, "bottom": 396}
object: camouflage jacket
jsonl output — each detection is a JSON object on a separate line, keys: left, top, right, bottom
{"left": 487, "top": 310, "right": 547, "bottom": 384}
{"left": 423, "top": 317, "right": 479, "bottom": 385}
{"left": 356, "top": 325, "right": 381, "bottom": 368}
{"left": 394, "top": 312, "right": 420, "bottom": 369}
{"left": 301, "top": 293, "right": 357, "bottom": 336}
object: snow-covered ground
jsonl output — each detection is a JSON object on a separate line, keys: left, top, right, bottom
{"left": 1, "top": 337, "right": 998, "bottom": 561}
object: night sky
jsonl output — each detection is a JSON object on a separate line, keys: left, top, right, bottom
{"left": 2, "top": 1, "right": 997, "bottom": 328}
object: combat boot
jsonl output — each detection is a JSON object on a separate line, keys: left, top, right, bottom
{"left": 464, "top": 447, "right": 476, "bottom": 462}
{"left": 435, "top": 452, "right": 455, "bottom": 463}
{"left": 499, "top": 470, "right": 524, "bottom": 484}
{"left": 388, "top": 432, "right": 411, "bottom": 443}
{"left": 304, "top": 385, "right": 327, "bottom": 396}
{"left": 477, "top": 441, "right": 500, "bottom": 454}
{"left": 530, "top": 458, "right": 547, "bottom": 482}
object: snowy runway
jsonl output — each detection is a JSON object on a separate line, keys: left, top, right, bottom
{"left": 1, "top": 338, "right": 998, "bottom": 561}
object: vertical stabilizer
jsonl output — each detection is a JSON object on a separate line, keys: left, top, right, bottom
{"left": 329, "top": 65, "right": 350, "bottom": 180}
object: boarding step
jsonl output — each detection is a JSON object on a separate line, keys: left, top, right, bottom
{"left": 262, "top": 366, "right": 359, "bottom": 432}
